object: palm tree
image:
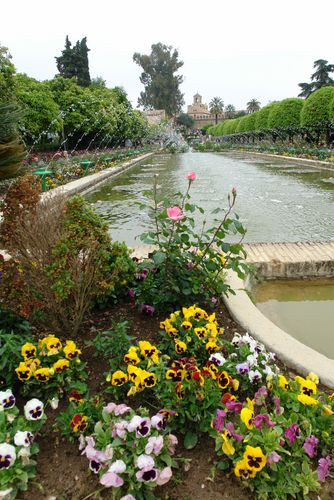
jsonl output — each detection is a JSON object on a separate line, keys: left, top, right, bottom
{"left": 0, "top": 102, "right": 25, "bottom": 180}
{"left": 246, "top": 99, "right": 261, "bottom": 113}
{"left": 225, "top": 104, "right": 236, "bottom": 119}
{"left": 209, "top": 97, "right": 224, "bottom": 124}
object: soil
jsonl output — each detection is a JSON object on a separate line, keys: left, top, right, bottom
{"left": 19, "top": 301, "right": 334, "bottom": 500}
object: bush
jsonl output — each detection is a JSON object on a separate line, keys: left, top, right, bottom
{"left": 268, "top": 98, "right": 304, "bottom": 129}
{"left": 0, "top": 329, "right": 33, "bottom": 388}
{"left": 0, "top": 191, "right": 135, "bottom": 335}
{"left": 301, "top": 86, "right": 334, "bottom": 128}
{"left": 236, "top": 113, "right": 257, "bottom": 133}
{"left": 255, "top": 102, "right": 279, "bottom": 130}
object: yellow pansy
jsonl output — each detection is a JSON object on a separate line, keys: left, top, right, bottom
{"left": 194, "top": 327, "right": 207, "bottom": 340}
{"left": 124, "top": 347, "right": 140, "bottom": 365}
{"left": 278, "top": 374, "right": 290, "bottom": 391}
{"left": 175, "top": 339, "right": 187, "bottom": 354}
{"left": 306, "top": 372, "right": 319, "bottom": 385}
{"left": 205, "top": 340, "right": 218, "bottom": 353}
{"left": 34, "top": 367, "right": 52, "bottom": 383}
{"left": 297, "top": 394, "right": 318, "bottom": 405}
{"left": 295, "top": 376, "right": 317, "bottom": 396}
{"left": 243, "top": 445, "right": 266, "bottom": 472}
{"left": 63, "top": 340, "right": 81, "bottom": 360}
{"left": 15, "top": 362, "right": 32, "bottom": 381}
{"left": 111, "top": 370, "right": 128, "bottom": 386}
{"left": 53, "top": 358, "right": 70, "bottom": 373}
{"left": 240, "top": 408, "right": 254, "bottom": 429}
{"left": 138, "top": 341, "right": 159, "bottom": 360}
{"left": 21, "top": 343, "right": 37, "bottom": 360}
{"left": 181, "top": 321, "right": 192, "bottom": 331}
{"left": 234, "top": 459, "right": 257, "bottom": 479}
{"left": 222, "top": 432, "right": 235, "bottom": 456}
{"left": 25, "top": 358, "right": 41, "bottom": 373}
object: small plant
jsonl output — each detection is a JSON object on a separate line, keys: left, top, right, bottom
{"left": 0, "top": 389, "right": 46, "bottom": 498}
{"left": 0, "top": 329, "right": 34, "bottom": 389}
{"left": 14, "top": 335, "right": 87, "bottom": 400}
{"left": 86, "top": 320, "right": 133, "bottom": 372}
{"left": 134, "top": 170, "right": 247, "bottom": 313}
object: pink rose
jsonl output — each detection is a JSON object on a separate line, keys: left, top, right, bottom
{"left": 166, "top": 206, "right": 184, "bottom": 221}
{"left": 187, "top": 171, "right": 197, "bottom": 181}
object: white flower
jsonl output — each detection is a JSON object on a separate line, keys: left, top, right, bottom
{"left": 248, "top": 370, "right": 262, "bottom": 383}
{"left": 151, "top": 415, "right": 164, "bottom": 429}
{"left": 231, "top": 333, "right": 241, "bottom": 346}
{"left": 6, "top": 414, "right": 16, "bottom": 423}
{"left": 18, "top": 447, "right": 30, "bottom": 465}
{"left": 50, "top": 397, "right": 59, "bottom": 410}
{"left": 136, "top": 454, "right": 155, "bottom": 469}
{"left": 127, "top": 415, "right": 142, "bottom": 432}
{"left": 120, "top": 495, "right": 136, "bottom": 500}
{"left": 14, "top": 431, "right": 34, "bottom": 447}
{"left": 0, "top": 488, "right": 13, "bottom": 499}
{"left": 24, "top": 399, "right": 44, "bottom": 420}
{"left": 264, "top": 365, "right": 275, "bottom": 379}
{"left": 246, "top": 354, "right": 258, "bottom": 367}
{"left": 108, "top": 459, "right": 126, "bottom": 474}
{"left": 0, "top": 443, "right": 16, "bottom": 469}
{"left": 104, "top": 444, "right": 114, "bottom": 460}
{"left": 0, "top": 390, "right": 15, "bottom": 410}
{"left": 209, "top": 353, "right": 226, "bottom": 366}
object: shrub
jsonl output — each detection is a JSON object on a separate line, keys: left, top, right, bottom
{"left": 268, "top": 98, "right": 304, "bottom": 129}
{"left": 0, "top": 329, "right": 33, "bottom": 389}
{"left": 236, "top": 113, "right": 257, "bottom": 133}
{"left": 301, "top": 86, "right": 334, "bottom": 128}
{"left": 132, "top": 172, "right": 247, "bottom": 313}
{"left": 255, "top": 102, "right": 279, "bottom": 130}
{"left": 0, "top": 193, "right": 134, "bottom": 334}
{"left": 228, "top": 118, "right": 241, "bottom": 134}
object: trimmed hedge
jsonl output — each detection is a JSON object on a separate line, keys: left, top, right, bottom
{"left": 301, "top": 86, "right": 334, "bottom": 127}
{"left": 255, "top": 102, "right": 279, "bottom": 130}
{"left": 267, "top": 98, "right": 304, "bottom": 129}
{"left": 236, "top": 112, "right": 258, "bottom": 133}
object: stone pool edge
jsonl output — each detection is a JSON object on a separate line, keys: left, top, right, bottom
{"left": 223, "top": 269, "right": 334, "bottom": 388}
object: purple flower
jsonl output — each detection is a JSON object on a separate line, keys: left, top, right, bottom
{"left": 267, "top": 451, "right": 281, "bottom": 465}
{"left": 167, "top": 434, "right": 178, "bottom": 455}
{"left": 253, "top": 413, "right": 276, "bottom": 429}
{"left": 225, "top": 400, "right": 243, "bottom": 413}
{"left": 89, "top": 459, "right": 102, "bottom": 474}
{"left": 145, "top": 436, "right": 164, "bottom": 455}
{"left": 212, "top": 409, "right": 226, "bottom": 432}
{"left": 136, "top": 269, "right": 149, "bottom": 281}
{"left": 249, "top": 370, "right": 262, "bottom": 384}
{"left": 211, "top": 296, "right": 218, "bottom": 305}
{"left": 273, "top": 396, "right": 283, "bottom": 415}
{"left": 140, "top": 304, "right": 155, "bottom": 316}
{"left": 303, "top": 435, "right": 319, "bottom": 458}
{"left": 127, "top": 288, "right": 135, "bottom": 299}
{"left": 236, "top": 362, "right": 249, "bottom": 375}
{"left": 136, "top": 467, "right": 158, "bottom": 482}
{"left": 284, "top": 423, "right": 300, "bottom": 445}
{"left": 186, "top": 261, "right": 195, "bottom": 269}
{"left": 317, "top": 456, "right": 331, "bottom": 482}
{"left": 226, "top": 422, "right": 243, "bottom": 442}
{"left": 255, "top": 386, "right": 268, "bottom": 406}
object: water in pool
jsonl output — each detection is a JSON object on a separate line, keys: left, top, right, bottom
{"left": 85, "top": 151, "right": 334, "bottom": 246}
{"left": 254, "top": 279, "right": 334, "bottom": 358}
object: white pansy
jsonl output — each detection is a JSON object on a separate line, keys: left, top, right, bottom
{"left": 0, "top": 443, "right": 16, "bottom": 469}
{"left": 248, "top": 370, "right": 262, "bottom": 383}
{"left": 246, "top": 354, "right": 258, "bottom": 367}
{"left": 14, "top": 431, "right": 34, "bottom": 447}
{"left": 18, "top": 447, "right": 30, "bottom": 465}
{"left": 50, "top": 397, "right": 59, "bottom": 410}
{"left": 127, "top": 415, "right": 143, "bottom": 432}
{"left": 0, "top": 390, "right": 15, "bottom": 410}
{"left": 136, "top": 453, "right": 155, "bottom": 469}
{"left": 209, "top": 353, "right": 226, "bottom": 366}
{"left": 24, "top": 399, "right": 44, "bottom": 420}
{"left": 108, "top": 459, "right": 126, "bottom": 474}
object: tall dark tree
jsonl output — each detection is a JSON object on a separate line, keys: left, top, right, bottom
{"left": 298, "top": 59, "right": 334, "bottom": 98}
{"left": 55, "top": 36, "right": 91, "bottom": 87}
{"left": 133, "top": 43, "right": 184, "bottom": 116}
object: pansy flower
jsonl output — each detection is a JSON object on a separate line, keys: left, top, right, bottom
{"left": 0, "top": 389, "right": 15, "bottom": 410}
{"left": 249, "top": 370, "right": 262, "bottom": 384}
{"left": 297, "top": 394, "right": 318, "bottom": 405}
{"left": 175, "top": 339, "right": 187, "bottom": 354}
{"left": 206, "top": 340, "right": 218, "bottom": 353}
{"left": 303, "top": 435, "right": 318, "bottom": 458}
{"left": 243, "top": 445, "right": 266, "bottom": 472}
{"left": 70, "top": 414, "right": 88, "bottom": 433}
{"left": 194, "top": 327, "right": 206, "bottom": 340}
{"left": 142, "top": 371, "right": 157, "bottom": 388}
{"left": 181, "top": 320, "right": 192, "bottom": 330}
{"left": 14, "top": 431, "right": 34, "bottom": 447}
{"left": 0, "top": 443, "right": 16, "bottom": 469}
{"left": 21, "top": 342, "right": 37, "bottom": 360}
{"left": 240, "top": 407, "right": 254, "bottom": 429}
{"left": 25, "top": 358, "right": 41, "bottom": 373}
{"left": 166, "top": 368, "right": 185, "bottom": 382}
{"left": 222, "top": 432, "right": 235, "bottom": 455}
{"left": 295, "top": 376, "right": 317, "bottom": 397}
{"left": 41, "top": 336, "right": 62, "bottom": 355}
{"left": 218, "top": 371, "right": 230, "bottom": 389}
{"left": 124, "top": 347, "right": 140, "bottom": 365}
{"left": 278, "top": 374, "right": 290, "bottom": 391}
{"left": 15, "top": 362, "right": 32, "bottom": 381}
{"left": 53, "top": 358, "right": 70, "bottom": 373}
{"left": 69, "top": 390, "right": 84, "bottom": 404}
{"left": 175, "top": 383, "right": 185, "bottom": 400}
{"left": 209, "top": 353, "right": 226, "bottom": 366}
{"left": 284, "top": 423, "right": 300, "bottom": 445}
{"left": 317, "top": 456, "right": 331, "bottom": 482}
{"left": 225, "top": 422, "right": 243, "bottom": 442}
{"left": 234, "top": 458, "right": 257, "bottom": 479}
{"left": 63, "top": 340, "right": 81, "bottom": 360}
{"left": 24, "top": 398, "right": 44, "bottom": 420}
{"left": 236, "top": 362, "right": 250, "bottom": 375}
{"left": 111, "top": 370, "right": 128, "bottom": 386}
{"left": 253, "top": 413, "right": 276, "bottom": 429}
{"left": 34, "top": 367, "right": 51, "bottom": 383}
{"left": 212, "top": 409, "right": 226, "bottom": 432}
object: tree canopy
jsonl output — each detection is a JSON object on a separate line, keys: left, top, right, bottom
{"left": 176, "top": 113, "right": 194, "bottom": 129}
{"left": 209, "top": 97, "right": 224, "bottom": 124}
{"left": 133, "top": 43, "right": 184, "bottom": 116}
{"left": 300, "top": 85, "right": 334, "bottom": 128}
{"left": 267, "top": 98, "right": 304, "bottom": 129}
{"left": 55, "top": 36, "right": 91, "bottom": 87}
{"left": 0, "top": 45, "right": 16, "bottom": 101}
{"left": 298, "top": 59, "right": 334, "bottom": 98}
{"left": 246, "top": 99, "right": 261, "bottom": 113}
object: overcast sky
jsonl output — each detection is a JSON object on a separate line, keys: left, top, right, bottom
{"left": 2, "top": 0, "right": 334, "bottom": 111}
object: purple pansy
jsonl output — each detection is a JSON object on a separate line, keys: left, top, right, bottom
{"left": 225, "top": 400, "right": 243, "bottom": 413}
{"left": 284, "top": 423, "right": 300, "bottom": 445}
{"left": 236, "top": 362, "right": 249, "bottom": 375}
{"left": 303, "top": 435, "right": 319, "bottom": 458}
{"left": 253, "top": 413, "right": 276, "bottom": 429}
{"left": 317, "top": 456, "right": 331, "bottom": 482}
{"left": 212, "top": 409, "right": 226, "bottom": 432}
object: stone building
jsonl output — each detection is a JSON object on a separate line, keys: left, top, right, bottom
{"left": 142, "top": 109, "right": 166, "bottom": 125}
{"left": 186, "top": 93, "right": 224, "bottom": 129}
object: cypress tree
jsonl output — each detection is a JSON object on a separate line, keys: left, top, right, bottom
{"left": 55, "top": 36, "right": 91, "bottom": 87}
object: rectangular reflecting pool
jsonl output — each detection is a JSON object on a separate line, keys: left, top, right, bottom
{"left": 253, "top": 279, "right": 334, "bottom": 358}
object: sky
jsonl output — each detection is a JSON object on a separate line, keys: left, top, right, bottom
{"left": 2, "top": 0, "right": 334, "bottom": 111}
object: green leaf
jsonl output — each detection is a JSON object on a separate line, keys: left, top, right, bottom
{"left": 152, "top": 251, "right": 166, "bottom": 265}
{"left": 183, "top": 431, "right": 198, "bottom": 449}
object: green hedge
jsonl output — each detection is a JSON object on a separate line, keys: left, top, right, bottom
{"left": 301, "top": 86, "right": 334, "bottom": 127}
{"left": 268, "top": 98, "right": 304, "bottom": 129}
{"left": 255, "top": 102, "right": 278, "bottom": 130}
{"left": 236, "top": 112, "right": 258, "bottom": 133}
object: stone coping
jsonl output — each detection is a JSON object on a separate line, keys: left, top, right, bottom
{"left": 223, "top": 269, "right": 334, "bottom": 388}
{"left": 41, "top": 151, "right": 156, "bottom": 201}
{"left": 217, "top": 150, "right": 334, "bottom": 171}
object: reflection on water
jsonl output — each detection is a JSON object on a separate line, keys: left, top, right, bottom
{"left": 85, "top": 151, "right": 334, "bottom": 246}
{"left": 254, "top": 279, "right": 334, "bottom": 358}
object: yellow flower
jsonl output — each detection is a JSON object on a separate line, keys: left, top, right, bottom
{"left": 234, "top": 459, "right": 257, "bottom": 479}
{"left": 323, "top": 405, "right": 334, "bottom": 416}
{"left": 40, "top": 336, "right": 62, "bottom": 355}
{"left": 169, "top": 311, "right": 180, "bottom": 322}
{"left": 175, "top": 339, "right": 187, "bottom": 354}
{"left": 232, "top": 378, "right": 240, "bottom": 391}
{"left": 175, "top": 383, "right": 184, "bottom": 400}
{"left": 166, "top": 326, "right": 178, "bottom": 338}
{"left": 25, "top": 358, "right": 41, "bottom": 373}
{"left": 329, "top": 393, "right": 334, "bottom": 401}
{"left": 64, "top": 340, "right": 81, "bottom": 360}
{"left": 193, "top": 307, "right": 208, "bottom": 320}
{"left": 205, "top": 323, "right": 219, "bottom": 337}
{"left": 278, "top": 374, "right": 290, "bottom": 391}
{"left": 243, "top": 445, "right": 266, "bottom": 472}
{"left": 246, "top": 398, "right": 255, "bottom": 411}
{"left": 15, "top": 362, "right": 32, "bottom": 381}
{"left": 166, "top": 368, "right": 185, "bottom": 382}
{"left": 34, "top": 367, "right": 52, "bottom": 383}
{"left": 127, "top": 385, "right": 138, "bottom": 396}
{"left": 21, "top": 343, "right": 37, "bottom": 360}
{"left": 181, "top": 321, "right": 192, "bottom": 331}
{"left": 240, "top": 408, "right": 254, "bottom": 429}
{"left": 194, "top": 327, "right": 206, "bottom": 340}
{"left": 124, "top": 347, "right": 140, "bottom": 365}
{"left": 295, "top": 376, "right": 317, "bottom": 396}
{"left": 218, "top": 371, "right": 230, "bottom": 389}
{"left": 297, "top": 394, "right": 318, "bottom": 405}
{"left": 138, "top": 341, "right": 159, "bottom": 359}
{"left": 53, "top": 358, "right": 70, "bottom": 373}
{"left": 218, "top": 253, "right": 226, "bottom": 266}
{"left": 205, "top": 340, "right": 218, "bottom": 353}
{"left": 142, "top": 371, "right": 157, "bottom": 388}
{"left": 160, "top": 319, "right": 172, "bottom": 331}
{"left": 222, "top": 432, "right": 235, "bottom": 456}
{"left": 111, "top": 370, "right": 128, "bottom": 386}
{"left": 306, "top": 372, "right": 319, "bottom": 385}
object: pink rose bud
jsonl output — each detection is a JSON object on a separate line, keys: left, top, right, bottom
{"left": 187, "top": 171, "right": 197, "bottom": 181}
{"left": 167, "top": 206, "right": 184, "bottom": 221}
{"left": 232, "top": 186, "right": 237, "bottom": 196}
